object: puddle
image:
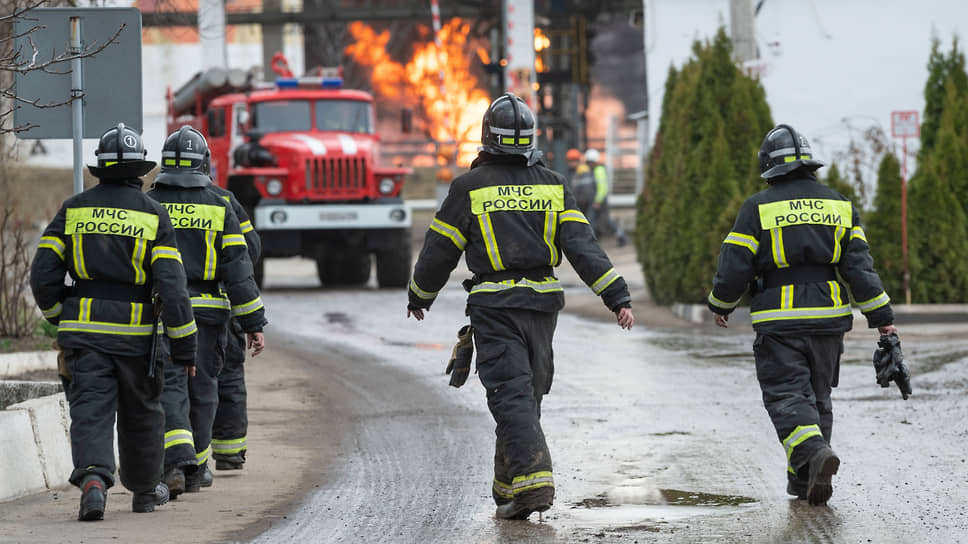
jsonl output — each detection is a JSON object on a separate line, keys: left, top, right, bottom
{"left": 566, "top": 489, "right": 758, "bottom": 529}
{"left": 324, "top": 312, "right": 352, "bottom": 325}
{"left": 573, "top": 489, "right": 756, "bottom": 509}
{"left": 659, "top": 488, "right": 757, "bottom": 507}
{"left": 650, "top": 431, "right": 691, "bottom": 436}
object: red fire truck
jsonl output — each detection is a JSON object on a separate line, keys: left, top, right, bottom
{"left": 165, "top": 58, "right": 412, "bottom": 288}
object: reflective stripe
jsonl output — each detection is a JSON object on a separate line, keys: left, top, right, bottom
{"left": 488, "top": 126, "right": 535, "bottom": 137}
{"left": 72, "top": 234, "right": 91, "bottom": 279}
{"left": 79, "top": 297, "right": 92, "bottom": 322}
{"left": 558, "top": 210, "right": 589, "bottom": 224}
{"left": 543, "top": 211, "right": 559, "bottom": 266}
{"left": 161, "top": 150, "right": 206, "bottom": 160}
{"left": 191, "top": 295, "right": 230, "bottom": 310}
{"left": 65, "top": 207, "right": 159, "bottom": 240}
{"left": 222, "top": 234, "right": 247, "bottom": 248}
{"left": 165, "top": 429, "right": 194, "bottom": 450}
{"left": 724, "top": 232, "right": 759, "bottom": 254}
{"left": 231, "top": 296, "right": 263, "bottom": 316}
{"left": 831, "top": 226, "right": 846, "bottom": 263}
{"left": 196, "top": 444, "right": 212, "bottom": 465}
{"left": 204, "top": 230, "right": 217, "bottom": 280}
{"left": 240, "top": 220, "right": 254, "bottom": 234}
{"left": 783, "top": 424, "right": 823, "bottom": 474}
{"left": 38, "top": 236, "right": 66, "bottom": 259}
{"left": 469, "top": 184, "right": 564, "bottom": 215}
{"left": 151, "top": 245, "right": 182, "bottom": 264}
{"left": 479, "top": 213, "right": 505, "bottom": 271}
{"left": 591, "top": 268, "right": 620, "bottom": 295}
{"left": 429, "top": 218, "right": 467, "bottom": 250}
{"left": 751, "top": 305, "right": 852, "bottom": 324}
{"left": 857, "top": 292, "right": 890, "bottom": 312}
{"left": 166, "top": 320, "right": 198, "bottom": 339}
{"left": 828, "top": 281, "right": 841, "bottom": 307}
{"left": 58, "top": 320, "right": 155, "bottom": 335}
{"left": 493, "top": 479, "right": 513, "bottom": 499}
{"left": 131, "top": 238, "right": 147, "bottom": 285}
{"left": 129, "top": 303, "right": 142, "bottom": 325}
{"left": 42, "top": 302, "right": 63, "bottom": 319}
{"left": 511, "top": 471, "right": 554, "bottom": 494}
{"left": 781, "top": 285, "right": 794, "bottom": 310}
{"left": 470, "top": 277, "right": 563, "bottom": 295}
{"left": 409, "top": 278, "right": 437, "bottom": 300}
{"left": 98, "top": 151, "right": 147, "bottom": 160}
{"left": 770, "top": 228, "right": 788, "bottom": 268}
{"left": 212, "top": 436, "right": 247, "bottom": 454}
{"left": 708, "top": 291, "right": 740, "bottom": 310}
{"left": 850, "top": 226, "right": 867, "bottom": 242}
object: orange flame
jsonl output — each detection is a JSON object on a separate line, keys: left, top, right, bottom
{"left": 534, "top": 28, "right": 550, "bottom": 73}
{"left": 346, "top": 19, "right": 492, "bottom": 166}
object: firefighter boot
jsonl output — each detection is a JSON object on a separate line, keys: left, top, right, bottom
{"left": 186, "top": 463, "right": 214, "bottom": 492}
{"left": 77, "top": 476, "right": 106, "bottom": 521}
{"left": 786, "top": 473, "right": 807, "bottom": 500}
{"left": 164, "top": 467, "right": 186, "bottom": 500}
{"left": 806, "top": 447, "right": 840, "bottom": 506}
{"left": 495, "top": 487, "right": 554, "bottom": 520}
{"left": 132, "top": 482, "right": 170, "bottom": 513}
{"left": 215, "top": 450, "right": 246, "bottom": 471}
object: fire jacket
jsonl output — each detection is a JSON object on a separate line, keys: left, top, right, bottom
{"left": 30, "top": 178, "right": 198, "bottom": 361}
{"left": 707, "top": 173, "right": 893, "bottom": 335}
{"left": 206, "top": 183, "right": 261, "bottom": 265}
{"left": 409, "top": 153, "right": 631, "bottom": 313}
{"left": 147, "top": 184, "right": 266, "bottom": 332}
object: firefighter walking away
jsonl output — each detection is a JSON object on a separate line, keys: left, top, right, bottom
{"left": 407, "top": 93, "right": 634, "bottom": 521}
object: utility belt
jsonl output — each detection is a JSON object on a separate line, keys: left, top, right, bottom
{"left": 189, "top": 280, "right": 222, "bottom": 296}
{"left": 462, "top": 266, "right": 555, "bottom": 293}
{"left": 762, "top": 264, "right": 836, "bottom": 289}
{"left": 73, "top": 279, "right": 151, "bottom": 303}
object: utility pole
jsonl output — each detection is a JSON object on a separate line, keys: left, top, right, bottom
{"left": 199, "top": 0, "right": 227, "bottom": 68}
{"left": 730, "top": 0, "right": 756, "bottom": 63}
{"left": 262, "top": 0, "right": 284, "bottom": 79}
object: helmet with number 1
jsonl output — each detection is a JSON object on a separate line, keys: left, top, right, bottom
{"left": 154, "top": 126, "right": 212, "bottom": 188}
{"left": 758, "top": 124, "right": 824, "bottom": 179}
{"left": 481, "top": 93, "right": 537, "bottom": 160}
{"left": 87, "top": 122, "right": 156, "bottom": 180}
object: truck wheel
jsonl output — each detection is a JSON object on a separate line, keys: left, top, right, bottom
{"left": 376, "top": 240, "right": 412, "bottom": 289}
{"left": 317, "top": 251, "right": 371, "bottom": 286}
{"left": 254, "top": 258, "right": 264, "bottom": 289}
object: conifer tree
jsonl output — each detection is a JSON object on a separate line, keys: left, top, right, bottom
{"left": 865, "top": 153, "right": 904, "bottom": 300}
{"left": 822, "top": 163, "right": 859, "bottom": 207}
{"left": 920, "top": 37, "right": 967, "bottom": 154}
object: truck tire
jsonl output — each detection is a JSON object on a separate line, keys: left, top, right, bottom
{"left": 376, "top": 240, "right": 412, "bottom": 289}
{"left": 317, "top": 251, "right": 371, "bottom": 286}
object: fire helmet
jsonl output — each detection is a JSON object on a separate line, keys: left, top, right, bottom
{"left": 154, "top": 126, "right": 212, "bottom": 188}
{"left": 758, "top": 124, "right": 824, "bottom": 179}
{"left": 584, "top": 148, "right": 601, "bottom": 163}
{"left": 87, "top": 122, "right": 156, "bottom": 180}
{"left": 481, "top": 93, "right": 537, "bottom": 161}
{"left": 566, "top": 148, "right": 581, "bottom": 161}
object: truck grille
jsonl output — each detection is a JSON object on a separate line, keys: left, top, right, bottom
{"left": 305, "top": 157, "right": 367, "bottom": 196}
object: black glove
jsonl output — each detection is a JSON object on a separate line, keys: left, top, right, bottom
{"left": 873, "top": 333, "right": 912, "bottom": 400}
{"left": 173, "top": 357, "right": 195, "bottom": 368}
{"left": 445, "top": 325, "right": 474, "bottom": 388}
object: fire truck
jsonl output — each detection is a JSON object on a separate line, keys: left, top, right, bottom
{"left": 165, "top": 57, "right": 412, "bottom": 288}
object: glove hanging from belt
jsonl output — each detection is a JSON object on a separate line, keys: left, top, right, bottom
{"left": 873, "top": 333, "right": 912, "bottom": 400}
{"left": 53, "top": 340, "right": 70, "bottom": 381}
{"left": 445, "top": 325, "right": 474, "bottom": 388}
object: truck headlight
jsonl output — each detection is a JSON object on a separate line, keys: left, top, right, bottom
{"left": 378, "top": 177, "right": 396, "bottom": 195}
{"left": 266, "top": 178, "right": 283, "bottom": 195}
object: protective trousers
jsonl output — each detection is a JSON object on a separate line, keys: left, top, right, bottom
{"left": 64, "top": 347, "right": 164, "bottom": 494}
{"left": 160, "top": 338, "right": 196, "bottom": 473}
{"left": 468, "top": 305, "right": 556, "bottom": 506}
{"left": 212, "top": 319, "right": 248, "bottom": 462}
{"left": 753, "top": 333, "right": 843, "bottom": 481}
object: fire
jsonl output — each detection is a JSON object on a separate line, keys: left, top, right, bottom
{"left": 534, "top": 28, "right": 550, "bottom": 73}
{"left": 346, "top": 19, "right": 492, "bottom": 166}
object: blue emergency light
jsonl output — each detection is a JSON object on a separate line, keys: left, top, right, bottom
{"left": 274, "top": 77, "right": 343, "bottom": 89}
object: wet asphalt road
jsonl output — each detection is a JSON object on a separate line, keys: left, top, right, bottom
{"left": 248, "top": 257, "right": 968, "bottom": 544}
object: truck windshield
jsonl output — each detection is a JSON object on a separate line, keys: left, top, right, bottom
{"left": 252, "top": 100, "right": 311, "bottom": 132}
{"left": 316, "top": 100, "right": 373, "bottom": 134}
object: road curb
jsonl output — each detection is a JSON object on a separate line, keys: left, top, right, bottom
{"left": 0, "top": 350, "right": 56, "bottom": 379}
{"left": 0, "top": 393, "right": 71, "bottom": 502}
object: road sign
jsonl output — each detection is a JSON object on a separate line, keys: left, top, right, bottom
{"left": 13, "top": 8, "right": 143, "bottom": 139}
{"left": 891, "top": 110, "right": 920, "bottom": 139}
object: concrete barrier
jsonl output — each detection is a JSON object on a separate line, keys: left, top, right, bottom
{"left": 0, "top": 409, "right": 48, "bottom": 501}
{"left": 0, "top": 350, "right": 56, "bottom": 379}
{"left": 8, "top": 395, "right": 72, "bottom": 491}
{"left": 0, "top": 380, "right": 63, "bottom": 410}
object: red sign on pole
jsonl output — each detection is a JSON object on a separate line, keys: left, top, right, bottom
{"left": 891, "top": 110, "right": 920, "bottom": 138}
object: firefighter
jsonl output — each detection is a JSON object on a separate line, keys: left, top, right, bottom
{"left": 29, "top": 123, "right": 198, "bottom": 520}
{"left": 208, "top": 181, "right": 262, "bottom": 472}
{"left": 148, "top": 126, "right": 267, "bottom": 497}
{"left": 583, "top": 148, "right": 627, "bottom": 247}
{"left": 407, "top": 93, "right": 635, "bottom": 520}
{"left": 707, "top": 124, "right": 898, "bottom": 506}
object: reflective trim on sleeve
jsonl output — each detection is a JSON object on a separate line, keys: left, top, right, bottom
{"left": 558, "top": 210, "right": 589, "bottom": 224}
{"left": 203, "top": 230, "right": 217, "bottom": 280}
{"left": 131, "top": 237, "right": 148, "bottom": 285}
{"left": 240, "top": 220, "right": 254, "bottom": 234}
{"left": 72, "top": 234, "right": 91, "bottom": 279}
{"left": 857, "top": 291, "right": 890, "bottom": 312}
{"left": 770, "top": 228, "right": 788, "bottom": 268}
{"left": 38, "top": 236, "right": 66, "bottom": 260}
{"left": 409, "top": 278, "right": 438, "bottom": 300}
{"left": 231, "top": 296, "right": 264, "bottom": 317}
{"left": 469, "top": 277, "right": 563, "bottom": 295}
{"left": 708, "top": 291, "right": 741, "bottom": 310}
{"left": 543, "top": 211, "right": 559, "bottom": 266}
{"left": 165, "top": 429, "right": 194, "bottom": 450}
{"left": 196, "top": 444, "right": 212, "bottom": 465}
{"left": 42, "top": 302, "right": 63, "bottom": 319}
{"left": 750, "top": 305, "right": 852, "bottom": 324}
{"left": 429, "top": 218, "right": 468, "bottom": 251}
{"left": 222, "top": 234, "right": 247, "bottom": 249}
{"left": 783, "top": 424, "right": 823, "bottom": 474}
{"left": 723, "top": 231, "right": 760, "bottom": 254}
{"left": 58, "top": 320, "right": 155, "bottom": 336}
{"left": 479, "top": 212, "right": 505, "bottom": 271}
{"left": 151, "top": 245, "right": 183, "bottom": 264}
{"left": 166, "top": 319, "right": 198, "bottom": 339}
{"left": 591, "top": 268, "right": 620, "bottom": 294}
{"left": 493, "top": 479, "right": 514, "bottom": 499}
{"left": 191, "top": 295, "right": 231, "bottom": 311}
{"left": 850, "top": 226, "right": 867, "bottom": 242}
{"left": 212, "top": 436, "right": 247, "bottom": 454}
{"left": 830, "top": 226, "right": 846, "bottom": 263}
{"left": 511, "top": 471, "right": 554, "bottom": 495}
